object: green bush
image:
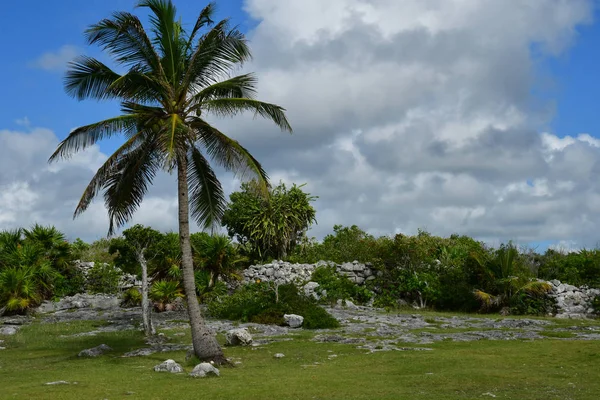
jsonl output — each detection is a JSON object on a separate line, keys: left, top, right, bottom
{"left": 150, "top": 280, "right": 183, "bottom": 311}
{"left": 510, "top": 291, "right": 555, "bottom": 316}
{"left": 121, "top": 288, "right": 142, "bottom": 307}
{"left": 310, "top": 266, "right": 372, "bottom": 304}
{"left": 86, "top": 263, "right": 121, "bottom": 294}
{"left": 53, "top": 268, "right": 86, "bottom": 298}
{"left": 592, "top": 295, "right": 600, "bottom": 315}
{"left": 207, "top": 282, "right": 339, "bottom": 329}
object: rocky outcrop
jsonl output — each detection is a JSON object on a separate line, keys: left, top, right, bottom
{"left": 283, "top": 314, "right": 304, "bottom": 328}
{"left": 37, "top": 294, "right": 120, "bottom": 313}
{"left": 225, "top": 328, "right": 253, "bottom": 346}
{"left": 78, "top": 344, "right": 112, "bottom": 357}
{"left": 189, "top": 362, "right": 220, "bottom": 378}
{"left": 74, "top": 261, "right": 140, "bottom": 290}
{"left": 243, "top": 260, "right": 375, "bottom": 286}
{"left": 153, "top": 359, "right": 184, "bottom": 373}
{"left": 548, "top": 280, "right": 599, "bottom": 319}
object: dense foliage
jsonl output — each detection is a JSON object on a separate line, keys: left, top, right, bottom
{"left": 222, "top": 181, "right": 317, "bottom": 261}
{"left": 207, "top": 282, "right": 340, "bottom": 329}
{"left": 2, "top": 220, "right": 599, "bottom": 318}
{"left": 0, "top": 226, "right": 78, "bottom": 314}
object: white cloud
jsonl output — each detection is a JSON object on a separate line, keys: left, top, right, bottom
{"left": 30, "top": 45, "right": 80, "bottom": 72}
{"left": 3, "top": 0, "right": 600, "bottom": 250}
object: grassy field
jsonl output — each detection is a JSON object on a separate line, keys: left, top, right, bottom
{"left": 1, "top": 318, "right": 600, "bottom": 400}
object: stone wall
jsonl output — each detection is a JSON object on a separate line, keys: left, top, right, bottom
{"left": 243, "top": 260, "right": 375, "bottom": 285}
{"left": 74, "top": 261, "right": 141, "bottom": 290}
{"left": 548, "top": 280, "right": 599, "bottom": 319}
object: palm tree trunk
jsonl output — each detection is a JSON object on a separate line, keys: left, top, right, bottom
{"left": 138, "top": 250, "right": 155, "bottom": 336}
{"left": 177, "top": 157, "right": 227, "bottom": 364}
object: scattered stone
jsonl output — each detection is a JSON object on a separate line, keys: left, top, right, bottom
{"left": 189, "top": 362, "right": 220, "bottom": 378}
{"left": 481, "top": 393, "right": 496, "bottom": 398}
{"left": 548, "top": 280, "right": 600, "bottom": 319}
{"left": 44, "top": 381, "right": 71, "bottom": 386}
{"left": 274, "top": 353, "right": 285, "bottom": 358}
{"left": 336, "top": 299, "right": 358, "bottom": 309}
{"left": 284, "top": 314, "right": 304, "bottom": 328}
{"left": 0, "top": 326, "right": 18, "bottom": 336}
{"left": 153, "top": 359, "right": 183, "bottom": 373}
{"left": 226, "top": 328, "right": 253, "bottom": 346}
{"left": 78, "top": 344, "right": 112, "bottom": 357}
{"left": 242, "top": 260, "right": 375, "bottom": 295}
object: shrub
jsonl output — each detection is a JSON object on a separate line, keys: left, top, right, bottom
{"left": 53, "top": 268, "right": 86, "bottom": 298}
{"left": 86, "top": 263, "right": 121, "bottom": 294}
{"left": 592, "top": 295, "right": 600, "bottom": 315}
{"left": 510, "top": 290, "right": 555, "bottom": 316}
{"left": 207, "top": 282, "right": 339, "bottom": 329}
{"left": 121, "top": 288, "right": 142, "bottom": 307}
{"left": 194, "top": 270, "right": 227, "bottom": 302}
{"left": 150, "top": 280, "right": 183, "bottom": 311}
{"left": 310, "top": 266, "right": 372, "bottom": 304}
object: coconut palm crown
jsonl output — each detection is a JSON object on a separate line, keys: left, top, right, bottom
{"left": 48, "top": 0, "right": 291, "bottom": 363}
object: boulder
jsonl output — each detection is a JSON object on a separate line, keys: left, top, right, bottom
{"left": 303, "top": 282, "right": 320, "bottom": 299}
{"left": 0, "top": 326, "right": 19, "bottom": 336}
{"left": 189, "top": 362, "right": 220, "bottom": 378}
{"left": 153, "top": 359, "right": 183, "bottom": 373}
{"left": 78, "top": 344, "right": 112, "bottom": 357}
{"left": 225, "top": 328, "right": 253, "bottom": 346}
{"left": 274, "top": 353, "right": 285, "bottom": 358}
{"left": 284, "top": 314, "right": 304, "bottom": 328}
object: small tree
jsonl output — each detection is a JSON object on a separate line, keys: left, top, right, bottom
{"left": 109, "top": 224, "right": 164, "bottom": 335}
{"left": 222, "top": 181, "right": 317, "bottom": 260}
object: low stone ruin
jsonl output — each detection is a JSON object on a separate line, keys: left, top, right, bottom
{"left": 243, "top": 260, "right": 375, "bottom": 286}
{"left": 548, "top": 280, "right": 600, "bottom": 319}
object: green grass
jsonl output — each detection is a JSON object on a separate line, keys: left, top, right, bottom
{"left": 1, "top": 320, "right": 600, "bottom": 399}
{"left": 539, "top": 330, "right": 578, "bottom": 339}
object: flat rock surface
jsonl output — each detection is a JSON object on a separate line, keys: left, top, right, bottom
{"left": 25, "top": 299, "right": 600, "bottom": 355}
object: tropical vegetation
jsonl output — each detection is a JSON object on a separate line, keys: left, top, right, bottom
{"left": 47, "top": 0, "right": 291, "bottom": 364}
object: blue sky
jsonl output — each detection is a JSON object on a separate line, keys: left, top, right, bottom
{"left": 2, "top": 0, "right": 600, "bottom": 248}
{"left": 1, "top": 0, "right": 251, "bottom": 148}
{"left": 1, "top": 0, "right": 598, "bottom": 147}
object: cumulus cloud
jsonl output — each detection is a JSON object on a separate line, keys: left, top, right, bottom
{"left": 3, "top": 0, "right": 600, "bottom": 249}
{"left": 0, "top": 126, "right": 192, "bottom": 241}
{"left": 29, "top": 45, "right": 80, "bottom": 72}
{"left": 220, "top": 0, "right": 597, "bottom": 247}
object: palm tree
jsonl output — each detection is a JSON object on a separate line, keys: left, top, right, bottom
{"left": 48, "top": 0, "right": 291, "bottom": 363}
{"left": 191, "top": 233, "right": 246, "bottom": 289}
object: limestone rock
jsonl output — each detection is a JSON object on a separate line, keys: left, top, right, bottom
{"left": 0, "top": 326, "right": 18, "bottom": 336}
{"left": 225, "top": 328, "right": 253, "bottom": 346}
{"left": 274, "top": 353, "right": 285, "bottom": 358}
{"left": 284, "top": 314, "right": 304, "bottom": 328}
{"left": 189, "top": 362, "right": 220, "bottom": 378}
{"left": 78, "top": 344, "right": 112, "bottom": 357}
{"left": 154, "top": 359, "right": 184, "bottom": 373}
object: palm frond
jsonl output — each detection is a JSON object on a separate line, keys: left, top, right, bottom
{"left": 73, "top": 131, "right": 146, "bottom": 217}
{"left": 188, "top": 147, "right": 226, "bottom": 229}
{"left": 64, "top": 56, "right": 121, "bottom": 100}
{"left": 181, "top": 20, "right": 251, "bottom": 93}
{"left": 137, "top": 0, "right": 183, "bottom": 85}
{"left": 202, "top": 98, "right": 292, "bottom": 132}
{"left": 188, "top": 73, "right": 257, "bottom": 102}
{"left": 473, "top": 289, "right": 501, "bottom": 309}
{"left": 103, "top": 139, "right": 162, "bottom": 235}
{"left": 519, "top": 281, "right": 552, "bottom": 296}
{"left": 85, "top": 11, "right": 161, "bottom": 70}
{"left": 186, "top": 2, "right": 216, "bottom": 51}
{"left": 189, "top": 117, "right": 269, "bottom": 186}
{"left": 49, "top": 115, "right": 137, "bottom": 162}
